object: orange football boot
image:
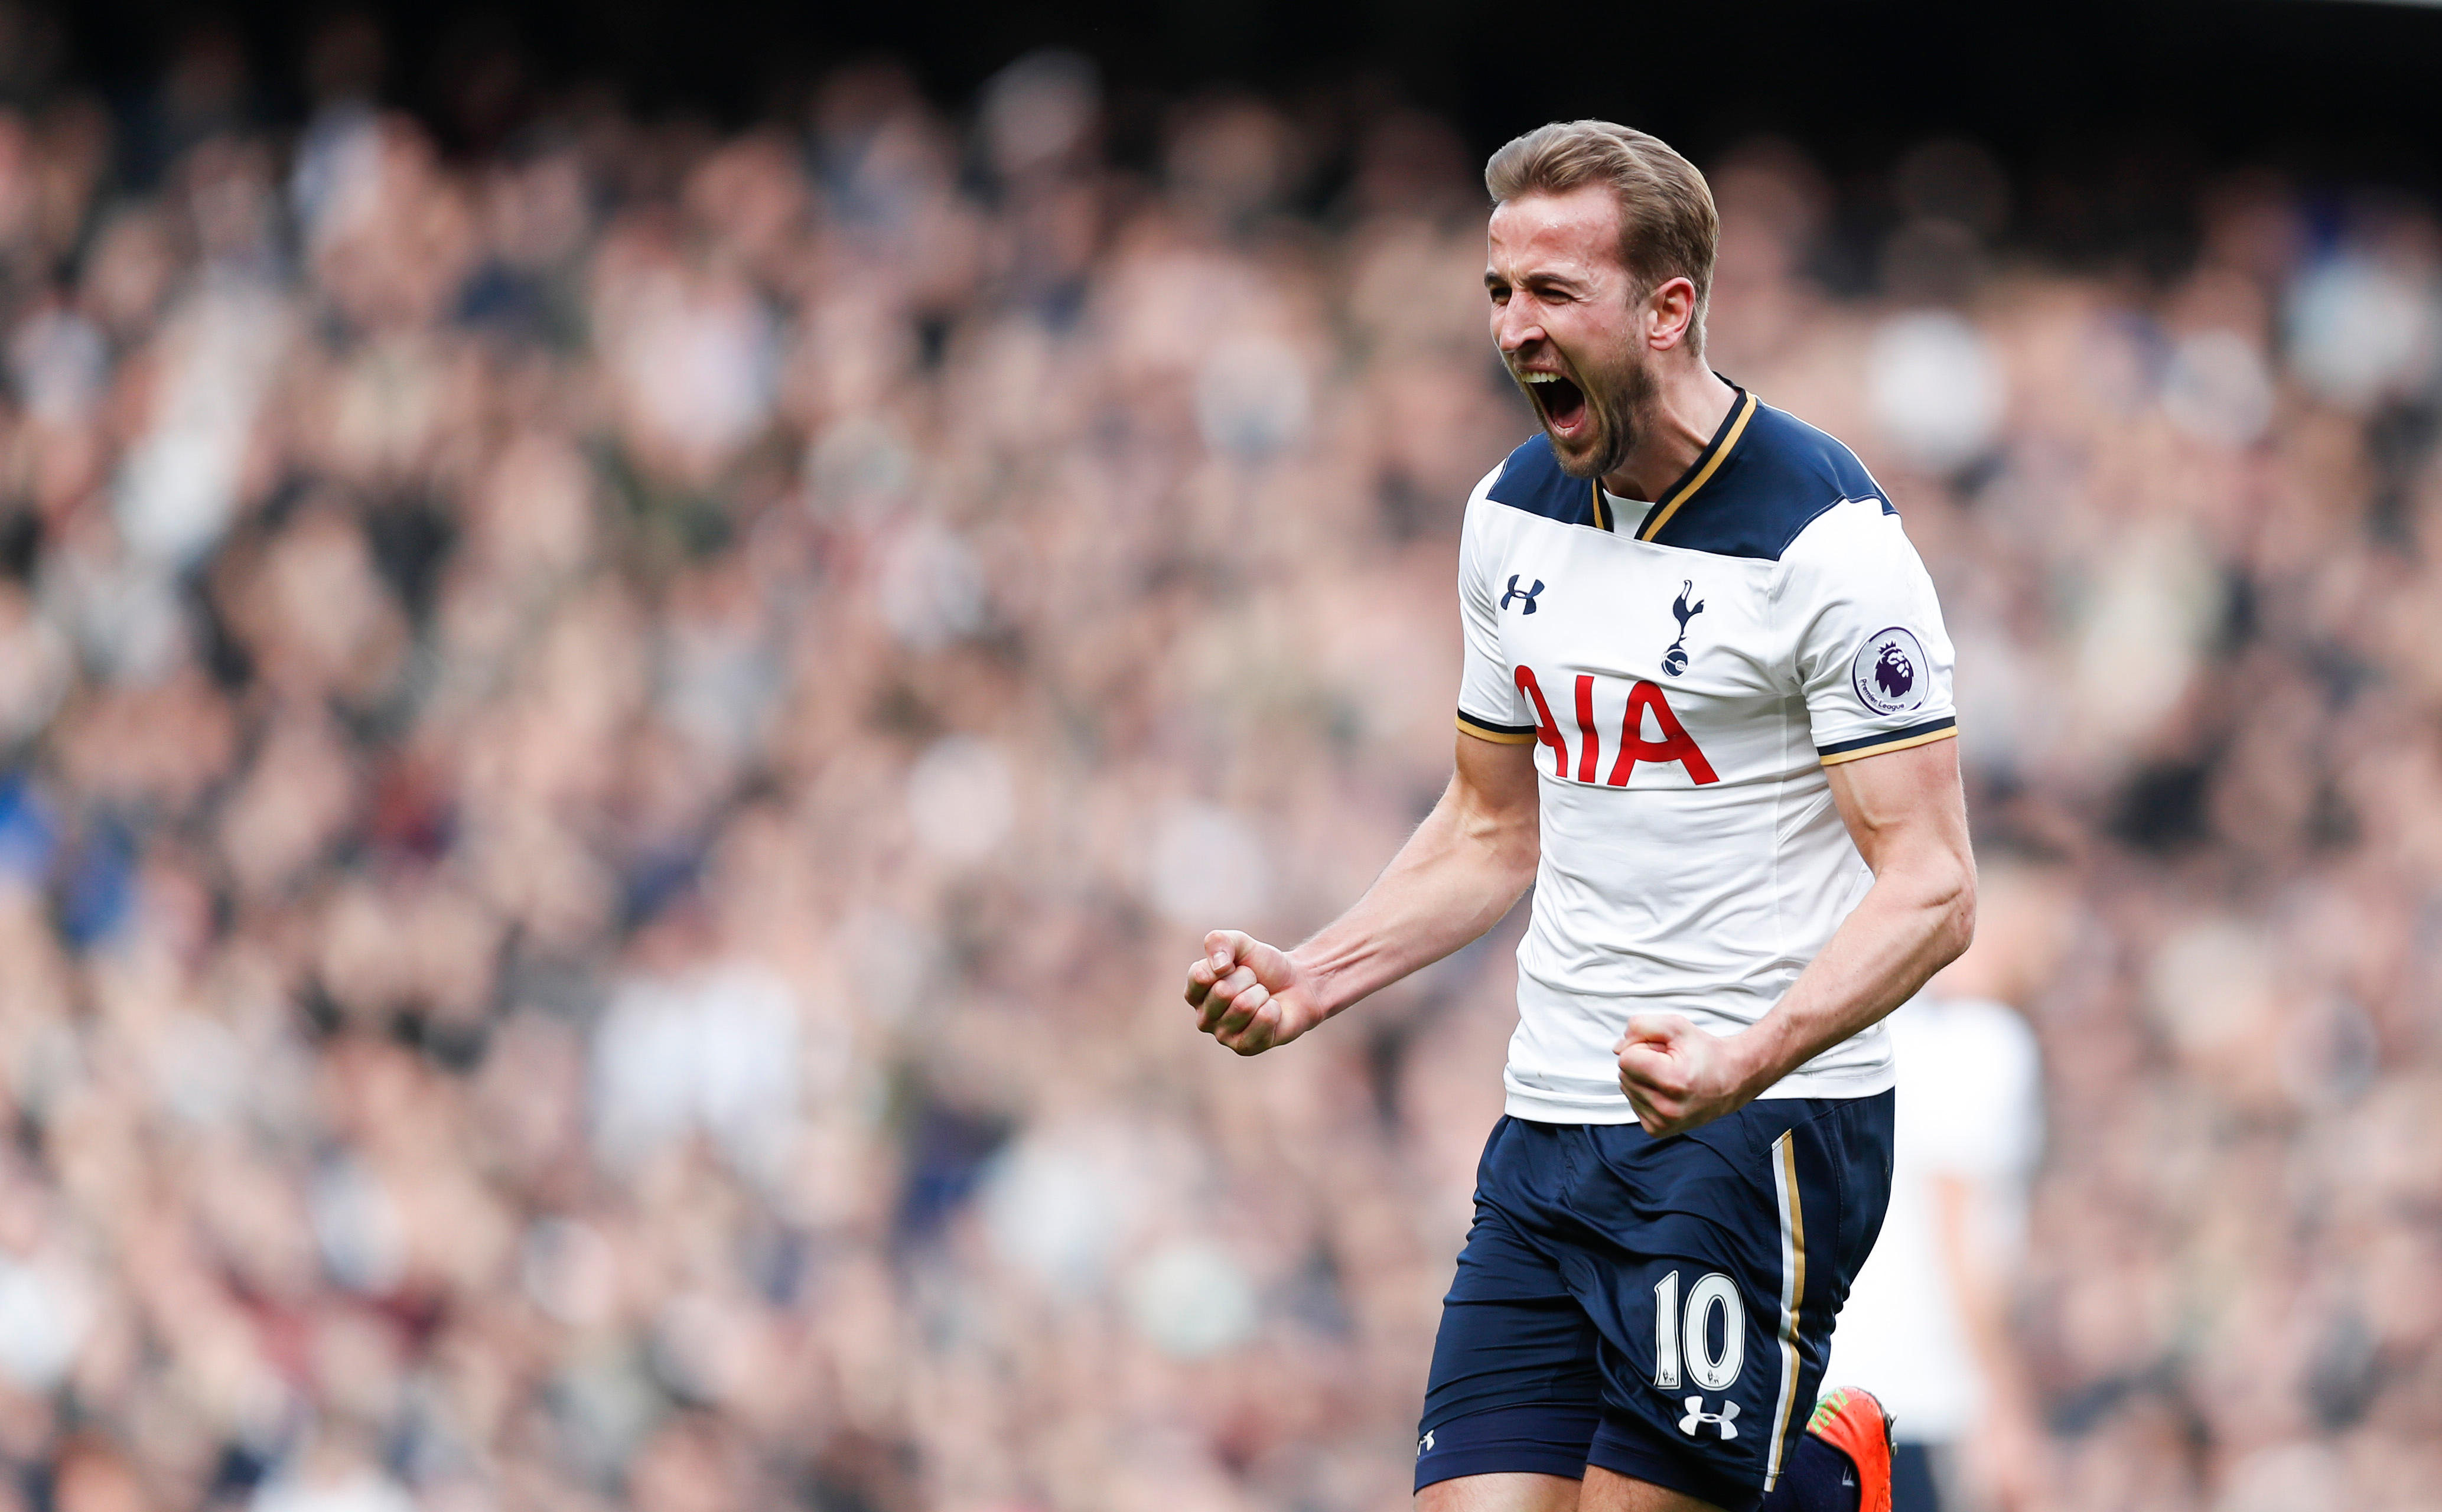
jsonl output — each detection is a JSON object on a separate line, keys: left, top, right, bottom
{"left": 1803, "top": 1386, "right": 1895, "bottom": 1512}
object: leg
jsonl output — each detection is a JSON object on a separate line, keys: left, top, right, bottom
{"left": 1414, "top": 1458, "right": 1738, "bottom": 1510}
{"left": 1415, "top": 1122, "right": 1609, "bottom": 1504}
{"left": 1418, "top": 1472, "right": 1585, "bottom": 1512}
{"left": 1580, "top": 1465, "right": 1730, "bottom": 1512}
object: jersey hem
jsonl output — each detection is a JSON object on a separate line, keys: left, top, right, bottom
{"left": 1816, "top": 718, "right": 1958, "bottom": 765}
{"left": 1457, "top": 711, "right": 1538, "bottom": 744}
{"left": 1503, "top": 1061, "right": 1897, "bottom": 1123}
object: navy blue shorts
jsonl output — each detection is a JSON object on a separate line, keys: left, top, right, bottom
{"left": 1417, "top": 1096, "right": 1894, "bottom": 1511}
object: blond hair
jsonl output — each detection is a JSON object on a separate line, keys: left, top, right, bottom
{"left": 1484, "top": 120, "right": 1718, "bottom": 347}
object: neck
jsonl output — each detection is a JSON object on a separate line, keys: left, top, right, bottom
{"left": 1600, "top": 361, "right": 1737, "bottom": 504}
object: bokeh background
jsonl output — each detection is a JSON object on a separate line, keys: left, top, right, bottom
{"left": 1, "top": 2, "right": 2440, "bottom": 1509}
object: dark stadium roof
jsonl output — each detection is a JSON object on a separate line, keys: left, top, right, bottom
{"left": 52, "top": 0, "right": 2442, "bottom": 192}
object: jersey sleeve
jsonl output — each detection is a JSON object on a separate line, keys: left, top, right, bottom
{"left": 1455, "top": 469, "right": 1536, "bottom": 744}
{"left": 1783, "top": 500, "right": 1958, "bottom": 764}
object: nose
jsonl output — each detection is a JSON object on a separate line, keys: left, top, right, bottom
{"left": 1494, "top": 297, "right": 1543, "bottom": 356}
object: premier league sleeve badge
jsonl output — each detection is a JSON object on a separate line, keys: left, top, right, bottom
{"left": 1850, "top": 627, "right": 1929, "bottom": 717}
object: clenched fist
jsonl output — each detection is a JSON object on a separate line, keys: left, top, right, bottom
{"left": 1184, "top": 930, "right": 1327, "bottom": 1055}
{"left": 1614, "top": 1013, "right": 1761, "bottom": 1136}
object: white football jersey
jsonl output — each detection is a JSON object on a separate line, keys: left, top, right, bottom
{"left": 1456, "top": 388, "right": 1956, "bottom": 1122}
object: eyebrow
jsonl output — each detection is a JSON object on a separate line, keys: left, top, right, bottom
{"left": 1487, "top": 267, "right": 1583, "bottom": 291}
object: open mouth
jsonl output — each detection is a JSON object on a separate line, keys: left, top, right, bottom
{"left": 1522, "top": 370, "right": 1589, "bottom": 438}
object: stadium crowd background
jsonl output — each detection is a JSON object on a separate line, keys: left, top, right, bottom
{"left": 0, "top": 9, "right": 2438, "bottom": 1511}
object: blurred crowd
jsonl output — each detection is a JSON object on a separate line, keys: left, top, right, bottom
{"left": 0, "top": 11, "right": 2437, "bottom": 1512}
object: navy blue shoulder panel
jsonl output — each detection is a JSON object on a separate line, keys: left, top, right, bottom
{"left": 1647, "top": 403, "right": 1888, "bottom": 561}
{"left": 1484, "top": 434, "right": 1597, "bottom": 528}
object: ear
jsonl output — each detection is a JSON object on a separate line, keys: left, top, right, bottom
{"left": 1643, "top": 275, "right": 1701, "bottom": 353}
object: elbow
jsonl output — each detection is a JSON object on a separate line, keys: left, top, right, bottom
{"left": 1492, "top": 832, "right": 1541, "bottom": 902}
{"left": 1935, "top": 862, "right": 1977, "bottom": 970}
{"left": 1457, "top": 801, "right": 1541, "bottom": 893}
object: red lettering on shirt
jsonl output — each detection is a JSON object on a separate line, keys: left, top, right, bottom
{"left": 1514, "top": 666, "right": 1568, "bottom": 777}
{"left": 1573, "top": 674, "right": 1601, "bottom": 784}
{"left": 1608, "top": 680, "right": 1720, "bottom": 786}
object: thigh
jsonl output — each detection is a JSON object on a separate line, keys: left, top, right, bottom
{"left": 1580, "top": 1464, "right": 1731, "bottom": 1511}
{"left": 1418, "top": 1465, "right": 1731, "bottom": 1512}
{"left": 1417, "top": 1121, "right": 1607, "bottom": 1494}
{"left": 1415, "top": 1471, "right": 1583, "bottom": 1512}
{"left": 1551, "top": 1094, "right": 1896, "bottom": 1512}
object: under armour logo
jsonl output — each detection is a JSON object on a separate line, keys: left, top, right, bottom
{"left": 1678, "top": 1397, "right": 1740, "bottom": 1439}
{"left": 1502, "top": 575, "right": 1545, "bottom": 614}
{"left": 1417, "top": 1430, "right": 1435, "bottom": 1456}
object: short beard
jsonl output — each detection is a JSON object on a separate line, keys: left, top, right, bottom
{"left": 1545, "top": 348, "right": 1659, "bottom": 483}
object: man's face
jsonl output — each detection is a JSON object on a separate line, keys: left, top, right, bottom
{"left": 1486, "top": 186, "right": 1659, "bottom": 481}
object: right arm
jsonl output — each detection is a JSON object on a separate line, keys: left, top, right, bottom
{"left": 1184, "top": 731, "right": 1539, "bottom": 1055}
{"left": 1932, "top": 1171, "right": 2047, "bottom": 1511}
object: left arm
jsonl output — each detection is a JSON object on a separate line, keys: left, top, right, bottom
{"left": 1614, "top": 735, "right": 1975, "bottom": 1135}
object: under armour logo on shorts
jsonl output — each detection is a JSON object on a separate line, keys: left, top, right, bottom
{"left": 1678, "top": 1397, "right": 1740, "bottom": 1439}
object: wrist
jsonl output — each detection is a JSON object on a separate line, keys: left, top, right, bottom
{"left": 1724, "top": 1022, "right": 1795, "bottom": 1100}
{"left": 1284, "top": 948, "right": 1336, "bottom": 1021}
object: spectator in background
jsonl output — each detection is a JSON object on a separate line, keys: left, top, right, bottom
{"left": 1823, "top": 866, "right": 2065, "bottom": 1512}
{"left": 0, "top": 16, "right": 2433, "bottom": 1510}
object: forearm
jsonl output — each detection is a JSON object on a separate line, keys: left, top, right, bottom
{"left": 1933, "top": 1176, "right": 2033, "bottom": 1410}
{"left": 1727, "top": 853, "right": 1974, "bottom": 1096}
{"left": 1291, "top": 779, "right": 1538, "bottom": 1018}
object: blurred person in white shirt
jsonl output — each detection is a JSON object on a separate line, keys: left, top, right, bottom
{"left": 1822, "top": 866, "right": 2065, "bottom": 1512}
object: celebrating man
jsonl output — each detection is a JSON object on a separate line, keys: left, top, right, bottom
{"left": 1186, "top": 120, "right": 1975, "bottom": 1512}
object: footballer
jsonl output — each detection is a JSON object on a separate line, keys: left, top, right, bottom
{"left": 1185, "top": 121, "right": 1975, "bottom": 1512}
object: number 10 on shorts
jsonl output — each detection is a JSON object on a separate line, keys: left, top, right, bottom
{"left": 1652, "top": 1269, "right": 1746, "bottom": 1390}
